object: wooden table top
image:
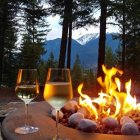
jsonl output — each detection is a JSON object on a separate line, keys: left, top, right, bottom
{"left": 1, "top": 101, "right": 140, "bottom": 140}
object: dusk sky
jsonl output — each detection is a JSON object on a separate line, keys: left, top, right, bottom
{"left": 46, "top": 15, "right": 119, "bottom": 40}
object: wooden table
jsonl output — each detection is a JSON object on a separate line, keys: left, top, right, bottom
{"left": 1, "top": 101, "right": 140, "bottom": 140}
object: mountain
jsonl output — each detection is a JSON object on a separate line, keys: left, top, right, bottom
{"left": 42, "top": 33, "right": 120, "bottom": 68}
{"left": 42, "top": 38, "right": 82, "bottom": 65}
{"left": 77, "top": 33, "right": 99, "bottom": 45}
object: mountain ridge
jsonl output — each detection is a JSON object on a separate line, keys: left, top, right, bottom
{"left": 77, "top": 33, "right": 99, "bottom": 45}
{"left": 42, "top": 33, "right": 120, "bottom": 68}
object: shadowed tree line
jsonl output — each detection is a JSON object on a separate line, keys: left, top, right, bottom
{"left": 0, "top": 0, "right": 140, "bottom": 89}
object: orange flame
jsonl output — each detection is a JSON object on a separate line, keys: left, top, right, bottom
{"left": 78, "top": 65, "right": 139, "bottom": 120}
{"left": 78, "top": 83, "right": 98, "bottom": 119}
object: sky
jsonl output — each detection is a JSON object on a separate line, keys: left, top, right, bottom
{"left": 46, "top": 15, "right": 119, "bottom": 40}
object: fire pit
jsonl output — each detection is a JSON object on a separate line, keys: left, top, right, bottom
{"left": 52, "top": 65, "right": 140, "bottom": 135}
{"left": 2, "top": 101, "right": 140, "bottom": 140}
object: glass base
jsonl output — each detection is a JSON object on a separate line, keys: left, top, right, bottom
{"left": 15, "top": 126, "right": 39, "bottom": 134}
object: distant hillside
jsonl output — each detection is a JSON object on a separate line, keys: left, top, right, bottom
{"left": 42, "top": 33, "right": 120, "bottom": 68}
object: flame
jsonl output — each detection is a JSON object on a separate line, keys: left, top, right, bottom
{"left": 78, "top": 83, "right": 98, "bottom": 119}
{"left": 123, "top": 80, "right": 137, "bottom": 113}
{"left": 78, "top": 65, "right": 139, "bottom": 120}
{"left": 115, "top": 78, "right": 121, "bottom": 92}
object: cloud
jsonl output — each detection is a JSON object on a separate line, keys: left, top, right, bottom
{"left": 47, "top": 15, "right": 62, "bottom": 40}
{"left": 47, "top": 27, "right": 62, "bottom": 40}
{"left": 47, "top": 15, "right": 119, "bottom": 40}
{"left": 72, "top": 26, "right": 100, "bottom": 39}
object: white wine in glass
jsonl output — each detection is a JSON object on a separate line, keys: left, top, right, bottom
{"left": 44, "top": 68, "right": 73, "bottom": 139}
{"left": 15, "top": 69, "right": 39, "bottom": 134}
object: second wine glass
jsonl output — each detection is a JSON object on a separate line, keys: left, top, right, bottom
{"left": 15, "top": 69, "right": 39, "bottom": 134}
{"left": 44, "top": 68, "right": 73, "bottom": 140}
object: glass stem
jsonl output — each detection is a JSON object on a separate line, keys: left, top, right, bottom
{"left": 56, "top": 110, "right": 59, "bottom": 138}
{"left": 25, "top": 103, "right": 29, "bottom": 128}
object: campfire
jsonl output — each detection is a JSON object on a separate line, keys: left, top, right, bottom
{"left": 52, "top": 65, "right": 140, "bottom": 135}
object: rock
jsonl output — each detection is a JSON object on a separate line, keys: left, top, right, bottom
{"left": 102, "top": 117, "right": 119, "bottom": 129}
{"left": 78, "top": 119, "right": 97, "bottom": 132}
{"left": 62, "top": 100, "right": 79, "bottom": 113}
{"left": 77, "top": 107, "right": 90, "bottom": 118}
{"left": 68, "top": 112, "right": 84, "bottom": 127}
{"left": 120, "top": 116, "right": 135, "bottom": 125}
{"left": 121, "top": 122, "right": 139, "bottom": 135}
{"left": 51, "top": 109, "right": 64, "bottom": 120}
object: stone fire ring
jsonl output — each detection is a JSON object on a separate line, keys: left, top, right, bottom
{"left": 1, "top": 101, "right": 140, "bottom": 140}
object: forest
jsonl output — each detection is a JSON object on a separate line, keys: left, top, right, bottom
{"left": 0, "top": 0, "right": 140, "bottom": 93}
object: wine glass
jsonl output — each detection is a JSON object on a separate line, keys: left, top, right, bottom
{"left": 15, "top": 69, "right": 39, "bottom": 134}
{"left": 44, "top": 68, "right": 73, "bottom": 140}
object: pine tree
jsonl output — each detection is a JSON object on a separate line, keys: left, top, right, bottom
{"left": 96, "top": 0, "right": 109, "bottom": 78}
{"left": 111, "top": 0, "right": 128, "bottom": 73}
{"left": 72, "top": 54, "right": 83, "bottom": 88}
{"left": 38, "top": 60, "right": 47, "bottom": 85}
{"left": 38, "top": 51, "right": 58, "bottom": 84}
{"left": 105, "top": 46, "right": 117, "bottom": 67}
{"left": 46, "top": 52, "right": 58, "bottom": 70}
{"left": 0, "top": 0, "right": 20, "bottom": 86}
{"left": 18, "top": 0, "right": 49, "bottom": 69}
{"left": 112, "top": 0, "right": 140, "bottom": 81}
{"left": 83, "top": 69, "right": 95, "bottom": 89}
{"left": 124, "top": 0, "right": 140, "bottom": 81}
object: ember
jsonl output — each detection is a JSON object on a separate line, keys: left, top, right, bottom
{"left": 53, "top": 65, "right": 140, "bottom": 135}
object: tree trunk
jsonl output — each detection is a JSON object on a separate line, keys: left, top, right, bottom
{"left": 121, "top": 0, "right": 126, "bottom": 91}
{"left": 67, "top": 0, "right": 72, "bottom": 69}
{"left": 97, "top": 0, "right": 107, "bottom": 78}
{"left": 122, "top": 0, "right": 126, "bottom": 72}
{"left": 67, "top": 23, "right": 72, "bottom": 69}
{"left": 0, "top": 0, "right": 7, "bottom": 87}
{"left": 58, "top": 0, "right": 69, "bottom": 68}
